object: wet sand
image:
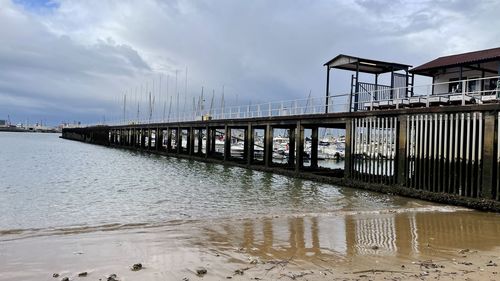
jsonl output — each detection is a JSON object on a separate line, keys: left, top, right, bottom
{"left": 1, "top": 208, "right": 500, "bottom": 281}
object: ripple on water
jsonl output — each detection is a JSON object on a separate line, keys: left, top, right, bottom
{"left": 0, "top": 132, "right": 451, "bottom": 234}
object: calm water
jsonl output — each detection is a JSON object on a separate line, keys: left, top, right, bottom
{"left": 0, "top": 132, "right": 447, "bottom": 232}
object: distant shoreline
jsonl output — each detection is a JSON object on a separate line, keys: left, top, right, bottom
{"left": 0, "top": 127, "right": 60, "bottom": 133}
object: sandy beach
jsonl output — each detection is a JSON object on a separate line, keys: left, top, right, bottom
{"left": 2, "top": 208, "right": 499, "bottom": 281}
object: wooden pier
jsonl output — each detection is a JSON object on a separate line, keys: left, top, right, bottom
{"left": 62, "top": 103, "right": 500, "bottom": 212}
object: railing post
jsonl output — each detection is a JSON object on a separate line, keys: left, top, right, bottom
{"left": 395, "top": 89, "right": 400, "bottom": 109}
{"left": 268, "top": 103, "right": 272, "bottom": 117}
{"left": 426, "top": 85, "right": 431, "bottom": 107}
{"left": 370, "top": 91, "right": 373, "bottom": 111}
{"left": 462, "top": 80, "right": 467, "bottom": 106}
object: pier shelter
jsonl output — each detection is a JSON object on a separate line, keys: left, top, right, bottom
{"left": 410, "top": 47, "right": 500, "bottom": 104}
{"left": 323, "top": 55, "right": 412, "bottom": 112}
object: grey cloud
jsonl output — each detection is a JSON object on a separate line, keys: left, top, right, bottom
{"left": 1, "top": 0, "right": 499, "bottom": 125}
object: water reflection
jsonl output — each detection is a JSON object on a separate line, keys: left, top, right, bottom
{"left": 201, "top": 211, "right": 500, "bottom": 262}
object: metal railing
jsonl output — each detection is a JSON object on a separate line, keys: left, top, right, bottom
{"left": 86, "top": 76, "right": 499, "bottom": 127}
{"left": 356, "top": 76, "right": 500, "bottom": 111}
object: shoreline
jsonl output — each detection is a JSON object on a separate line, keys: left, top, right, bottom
{"left": 1, "top": 209, "right": 499, "bottom": 281}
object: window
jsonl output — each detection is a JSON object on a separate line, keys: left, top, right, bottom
{"left": 448, "top": 78, "right": 461, "bottom": 93}
{"left": 485, "top": 78, "right": 499, "bottom": 91}
{"left": 467, "top": 77, "right": 480, "bottom": 93}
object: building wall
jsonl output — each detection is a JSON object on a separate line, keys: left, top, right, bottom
{"left": 432, "top": 64, "right": 499, "bottom": 95}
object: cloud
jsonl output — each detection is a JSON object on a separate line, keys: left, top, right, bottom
{"left": 1, "top": 0, "right": 499, "bottom": 124}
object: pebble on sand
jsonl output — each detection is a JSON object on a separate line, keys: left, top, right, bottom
{"left": 196, "top": 267, "right": 208, "bottom": 276}
{"left": 78, "top": 272, "right": 87, "bottom": 277}
{"left": 53, "top": 273, "right": 60, "bottom": 278}
{"left": 131, "top": 263, "right": 143, "bottom": 271}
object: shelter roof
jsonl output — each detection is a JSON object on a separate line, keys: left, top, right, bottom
{"left": 324, "top": 54, "right": 411, "bottom": 74}
{"left": 411, "top": 47, "right": 500, "bottom": 76}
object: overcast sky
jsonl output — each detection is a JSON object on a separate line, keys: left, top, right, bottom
{"left": 1, "top": 0, "right": 499, "bottom": 125}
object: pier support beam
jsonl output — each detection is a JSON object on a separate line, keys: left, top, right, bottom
{"left": 197, "top": 128, "right": 203, "bottom": 154}
{"left": 397, "top": 115, "right": 408, "bottom": 186}
{"left": 344, "top": 120, "right": 352, "bottom": 178}
{"left": 246, "top": 124, "right": 254, "bottom": 165}
{"left": 166, "top": 128, "right": 172, "bottom": 152}
{"left": 140, "top": 129, "right": 146, "bottom": 149}
{"left": 224, "top": 125, "right": 231, "bottom": 161}
{"left": 210, "top": 128, "right": 217, "bottom": 156}
{"left": 188, "top": 127, "right": 194, "bottom": 156}
{"left": 482, "top": 113, "right": 496, "bottom": 199}
{"left": 311, "top": 127, "right": 319, "bottom": 169}
{"left": 265, "top": 124, "right": 273, "bottom": 167}
{"left": 176, "top": 127, "right": 182, "bottom": 154}
{"left": 288, "top": 127, "right": 296, "bottom": 168}
{"left": 205, "top": 125, "right": 210, "bottom": 158}
{"left": 295, "top": 122, "right": 304, "bottom": 172}
{"left": 156, "top": 128, "right": 163, "bottom": 151}
{"left": 147, "top": 129, "right": 152, "bottom": 149}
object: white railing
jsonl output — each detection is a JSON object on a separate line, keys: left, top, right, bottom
{"left": 87, "top": 76, "right": 499, "bottom": 127}
{"left": 354, "top": 75, "right": 500, "bottom": 111}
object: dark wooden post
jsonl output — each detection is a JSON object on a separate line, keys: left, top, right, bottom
{"left": 397, "top": 115, "right": 408, "bottom": 186}
{"left": 311, "top": 127, "right": 319, "bottom": 169}
{"left": 390, "top": 66, "right": 394, "bottom": 100}
{"left": 354, "top": 62, "right": 360, "bottom": 112}
{"left": 140, "top": 129, "right": 146, "bottom": 149}
{"left": 288, "top": 127, "right": 296, "bottom": 168}
{"left": 147, "top": 129, "right": 152, "bottom": 149}
{"left": 247, "top": 124, "right": 254, "bottom": 165}
{"left": 295, "top": 122, "right": 304, "bottom": 172}
{"left": 197, "top": 128, "right": 203, "bottom": 154}
{"left": 188, "top": 127, "right": 194, "bottom": 155}
{"left": 167, "top": 128, "right": 172, "bottom": 152}
{"left": 177, "top": 127, "right": 182, "bottom": 154}
{"left": 210, "top": 128, "right": 217, "bottom": 155}
{"left": 243, "top": 127, "right": 249, "bottom": 161}
{"left": 344, "top": 120, "right": 352, "bottom": 178}
{"left": 481, "top": 112, "right": 496, "bottom": 199}
{"left": 224, "top": 125, "right": 231, "bottom": 161}
{"left": 265, "top": 124, "right": 273, "bottom": 167}
{"left": 129, "top": 129, "right": 134, "bottom": 146}
{"left": 156, "top": 127, "right": 162, "bottom": 151}
{"left": 205, "top": 125, "right": 210, "bottom": 158}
